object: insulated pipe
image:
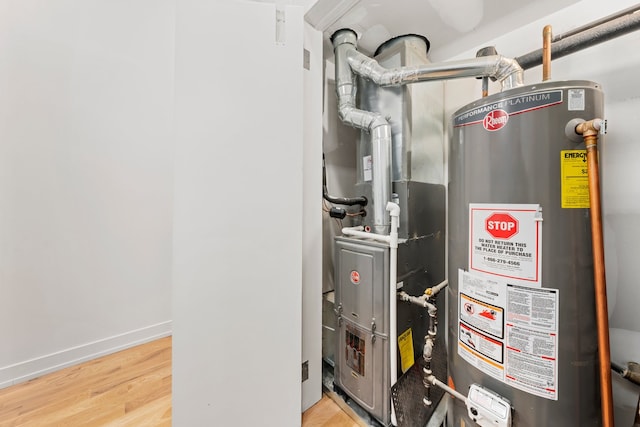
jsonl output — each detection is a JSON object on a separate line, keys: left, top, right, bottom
{"left": 575, "top": 118, "right": 614, "bottom": 427}
{"left": 323, "top": 154, "right": 368, "bottom": 206}
{"left": 323, "top": 190, "right": 366, "bottom": 207}
{"left": 617, "top": 362, "right": 640, "bottom": 386}
{"left": 346, "top": 49, "right": 524, "bottom": 91}
{"left": 332, "top": 30, "right": 391, "bottom": 234}
{"left": 611, "top": 361, "right": 640, "bottom": 385}
{"left": 543, "top": 25, "right": 553, "bottom": 81}
{"left": 611, "top": 361, "right": 626, "bottom": 375}
{"left": 555, "top": 4, "right": 640, "bottom": 41}
{"left": 516, "top": 11, "right": 640, "bottom": 70}
{"left": 387, "top": 201, "right": 400, "bottom": 426}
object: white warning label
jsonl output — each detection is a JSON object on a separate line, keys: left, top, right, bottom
{"left": 458, "top": 271, "right": 505, "bottom": 339}
{"left": 460, "top": 323, "right": 503, "bottom": 363}
{"left": 458, "top": 270, "right": 559, "bottom": 400}
{"left": 458, "top": 334, "right": 505, "bottom": 382}
{"left": 460, "top": 293, "right": 504, "bottom": 339}
{"left": 507, "top": 284, "right": 558, "bottom": 331}
{"left": 363, "top": 155, "right": 372, "bottom": 182}
{"left": 505, "top": 285, "right": 559, "bottom": 399}
{"left": 568, "top": 89, "right": 585, "bottom": 111}
{"left": 469, "top": 203, "right": 542, "bottom": 286}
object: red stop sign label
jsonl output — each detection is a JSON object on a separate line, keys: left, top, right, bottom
{"left": 485, "top": 213, "right": 518, "bottom": 239}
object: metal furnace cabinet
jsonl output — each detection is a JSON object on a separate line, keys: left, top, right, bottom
{"left": 334, "top": 238, "right": 391, "bottom": 425}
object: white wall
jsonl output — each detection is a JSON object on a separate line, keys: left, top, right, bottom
{"left": 173, "top": 1, "right": 304, "bottom": 425}
{"left": 0, "top": 0, "right": 174, "bottom": 387}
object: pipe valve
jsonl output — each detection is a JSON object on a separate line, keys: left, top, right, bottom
{"left": 599, "top": 119, "right": 608, "bottom": 135}
{"left": 576, "top": 118, "right": 606, "bottom": 137}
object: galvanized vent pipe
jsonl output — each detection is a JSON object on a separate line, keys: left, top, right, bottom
{"left": 516, "top": 7, "right": 640, "bottom": 70}
{"left": 332, "top": 29, "right": 392, "bottom": 234}
{"left": 331, "top": 29, "right": 524, "bottom": 233}
{"left": 346, "top": 46, "right": 524, "bottom": 91}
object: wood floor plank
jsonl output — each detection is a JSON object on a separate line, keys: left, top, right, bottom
{"left": 102, "top": 394, "right": 171, "bottom": 427}
{"left": 0, "top": 337, "right": 357, "bottom": 427}
{"left": 301, "top": 395, "right": 361, "bottom": 427}
{"left": 0, "top": 337, "right": 171, "bottom": 427}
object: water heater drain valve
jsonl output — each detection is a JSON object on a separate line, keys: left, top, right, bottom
{"left": 466, "top": 384, "right": 512, "bottom": 427}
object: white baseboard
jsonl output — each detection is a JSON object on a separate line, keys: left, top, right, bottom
{"left": 0, "top": 320, "right": 172, "bottom": 389}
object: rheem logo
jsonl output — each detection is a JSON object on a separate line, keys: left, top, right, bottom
{"left": 483, "top": 109, "right": 509, "bottom": 131}
{"left": 350, "top": 270, "right": 360, "bottom": 285}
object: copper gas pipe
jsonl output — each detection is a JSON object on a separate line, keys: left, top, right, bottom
{"left": 575, "top": 118, "right": 614, "bottom": 427}
{"left": 543, "top": 25, "right": 553, "bottom": 81}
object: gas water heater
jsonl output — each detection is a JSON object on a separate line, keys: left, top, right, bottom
{"left": 448, "top": 80, "right": 604, "bottom": 426}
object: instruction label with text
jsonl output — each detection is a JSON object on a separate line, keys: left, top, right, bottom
{"left": 458, "top": 269, "right": 559, "bottom": 400}
{"left": 560, "top": 150, "right": 590, "bottom": 208}
{"left": 398, "top": 328, "right": 415, "bottom": 374}
{"left": 470, "top": 203, "right": 542, "bottom": 286}
{"left": 363, "top": 155, "right": 372, "bottom": 182}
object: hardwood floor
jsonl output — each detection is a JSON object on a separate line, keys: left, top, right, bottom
{"left": 0, "top": 337, "right": 172, "bottom": 427}
{"left": 302, "top": 394, "right": 366, "bottom": 427}
{"left": 0, "top": 337, "right": 356, "bottom": 426}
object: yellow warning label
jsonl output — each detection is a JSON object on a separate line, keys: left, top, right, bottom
{"left": 398, "top": 328, "right": 415, "bottom": 373}
{"left": 560, "top": 150, "right": 590, "bottom": 208}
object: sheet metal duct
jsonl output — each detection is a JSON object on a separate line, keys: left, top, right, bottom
{"left": 331, "top": 29, "right": 524, "bottom": 234}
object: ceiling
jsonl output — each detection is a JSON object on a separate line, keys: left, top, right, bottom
{"left": 306, "top": 0, "right": 580, "bottom": 61}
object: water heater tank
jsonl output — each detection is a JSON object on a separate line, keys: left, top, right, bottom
{"left": 448, "top": 80, "right": 604, "bottom": 426}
